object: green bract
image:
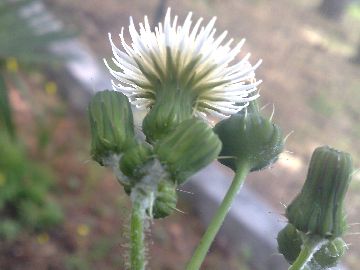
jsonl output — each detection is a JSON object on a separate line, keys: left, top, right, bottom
{"left": 286, "top": 146, "right": 352, "bottom": 238}
{"left": 142, "top": 83, "right": 194, "bottom": 143}
{"left": 213, "top": 110, "right": 283, "bottom": 172}
{"left": 277, "top": 223, "right": 346, "bottom": 269}
{"left": 120, "top": 143, "right": 153, "bottom": 180}
{"left": 310, "top": 237, "right": 346, "bottom": 269}
{"left": 155, "top": 118, "right": 222, "bottom": 184}
{"left": 277, "top": 223, "right": 303, "bottom": 264}
{"left": 89, "top": 90, "right": 135, "bottom": 165}
{"left": 149, "top": 180, "right": 177, "bottom": 219}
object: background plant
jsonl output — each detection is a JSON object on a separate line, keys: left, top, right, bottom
{"left": 0, "top": 132, "right": 63, "bottom": 240}
{"left": 0, "top": 0, "right": 73, "bottom": 241}
{"left": 0, "top": 0, "right": 74, "bottom": 139}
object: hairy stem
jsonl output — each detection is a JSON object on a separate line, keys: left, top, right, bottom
{"left": 186, "top": 162, "right": 250, "bottom": 270}
{"left": 289, "top": 237, "right": 327, "bottom": 270}
{"left": 130, "top": 200, "right": 146, "bottom": 270}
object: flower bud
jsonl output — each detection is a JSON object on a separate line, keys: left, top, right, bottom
{"left": 311, "top": 237, "right": 346, "bottom": 269}
{"left": 142, "top": 90, "right": 193, "bottom": 143}
{"left": 286, "top": 146, "right": 352, "bottom": 238}
{"left": 277, "top": 223, "right": 303, "bottom": 264}
{"left": 148, "top": 180, "right": 177, "bottom": 219}
{"left": 213, "top": 111, "right": 283, "bottom": 172}
{"left": 277, "top": 224, "right": 346, "bottom": 268}
{"left": 155, "top": 118, "right": 221, "bottom": 184}
{"left": 120, "top": 143, "right": 153, "bottom": 179}
{"left": 89, "top": 90, "right": 135, "bottom": 165}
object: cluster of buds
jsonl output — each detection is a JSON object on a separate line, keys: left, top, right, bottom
{"left": 87, "top": 8, "right": 355, "bottom": 269}
{"left": 89, "top": 90, "right": 221, "bottom": 218}
{"left": 277, "top": 146, "right": 353, "bottom": 268}
{"left": 89, "top": 9, "right": 267, "bottom": 220}
{"left": 88, "top": 83, "right": 287, "bottom": 219}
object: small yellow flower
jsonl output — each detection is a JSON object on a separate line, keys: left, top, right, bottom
{"left": 77, "top": 224, "right": 90, "bottom": 237}
{"left": 6, "top": 57, "right": 18, "bottom": 73}
{"left": 36, "top": 233, "right": 49, "bottom": 244}
{"left": 45, "top": 81, "right": 58, "bottom": 95}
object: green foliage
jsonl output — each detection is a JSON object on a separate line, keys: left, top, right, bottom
{"left": 0, "top": 219, "right": 21, "bottom": 241}
{"left": 347, "top": 2, "right": 360, "bottom": 21}
{"left": 0, "top": 132, "right": 63, "bottom": 240}
{"left": 0, "top": 73, "right": 15, "bottom": 138}
{"left": 0, "top": 0, "right": 74, "bottom": 141}
{"left": 308, "top": 92, "right": 336, "bottom": 117}
{"left": 0, "top": 0, "right": 74, "bottom": 66}
{"left": 65, "top": 255, "right": 91, "bottom": 270}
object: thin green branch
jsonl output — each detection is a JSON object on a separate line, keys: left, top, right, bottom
{"left": 130, "top": 200, "right": 146, "bottom": 270}
{"left": 186, "top": 162, "right": 250, "bottom": 270}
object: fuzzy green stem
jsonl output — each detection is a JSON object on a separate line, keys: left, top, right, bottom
{"left": 289, "top": 237, "right": 327, "bottom": 270}
{"left": 131, "top": 200, "right": 145, "bottom": 270}
{"left": 186, "top": 162, "right": 250, "bottom": 270}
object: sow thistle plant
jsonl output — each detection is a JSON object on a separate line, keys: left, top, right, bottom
{"left": 89, "top": 8, "right": 354, "bottom": 270}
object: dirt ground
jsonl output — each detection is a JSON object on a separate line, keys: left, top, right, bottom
{"left": 2, "top": 0, "right": 360, "bottom": 269}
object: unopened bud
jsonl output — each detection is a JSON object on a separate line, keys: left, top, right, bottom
{"left": 277, "top": 223, "right": 303, "bottom": 264}
{"left": 155, "top": 118, "right": 221, "bottom": 184}
{"left": 120, "top": 143, "right": 153, "bottom": 180}
{"left": 214, "top": 110, "right": 283, "bottom": 172}
{"left": 89, "top": 90, "right": 135, "bottom": 165}
{"left": 149, "top": 180, "right": 177, "bottom": 219}
{"left": 142, "top": 89, "right": 193, "bottom": 142}
{"left": 286, "top": 146, "right": 352, "bottom": 238}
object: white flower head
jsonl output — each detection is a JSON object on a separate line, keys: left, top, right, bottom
{"left": 104, "top": 8, "right": 262, "bottom": 119}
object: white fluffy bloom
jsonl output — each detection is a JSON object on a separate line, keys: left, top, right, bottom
{"left": 104, "top": 8, "right": 262, "bottom": 119}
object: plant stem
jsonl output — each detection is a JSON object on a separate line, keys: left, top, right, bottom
{"left": 289, "top": 237, "right": 327, "bottom": 270}
{"left": 186, "top": 162, "right": 250, "bottom": 270}
{"left": 131, "top": 200, "right": 145, "bottom": 270}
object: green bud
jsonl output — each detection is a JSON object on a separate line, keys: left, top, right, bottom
{"left": 89, "top": 90, "right": 135, "bottom": 165}
{"left": 277, "top": 223, "right": 303, "bottom": 264}
{"left": 310, "top": 237, "right": 346, "bottom": 268}
{"left": 120, "top": 143, "right": 153, "bottom": 179}
{"left": 142, "top": 84, "right": 193, "bottom": 142}
{"left": 286, "top": 146, "right": 352, "bottom": 238}
{"left": 277, "top": 223, "right": 346, "bottom": 268}
{"left": 148, "top": 180, "right": 177, "bottom": 219}
{"left": 155, "top": 118, "right": 221, "bottom": 184}
{"left": 123, "top": 184, "right": 132, "bottom": 196}
{"left": 213, "top": 111, "right": 283, "bottom": 172}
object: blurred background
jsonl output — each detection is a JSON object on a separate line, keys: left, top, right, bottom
{"left": 0, "top": 0, "right": 360, "bottom": 269}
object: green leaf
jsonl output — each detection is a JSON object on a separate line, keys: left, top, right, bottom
{"left": 0, "top": 0, "right": 75, "bottom": 66}
{"left": 0, "top": 74, "right": 16, "bottom": 138}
